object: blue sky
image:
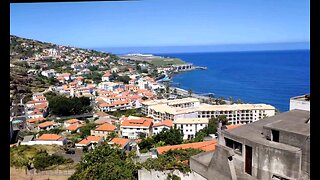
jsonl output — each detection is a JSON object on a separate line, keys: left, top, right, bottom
{"left": 10, "top": 0, "right": 310, "bottom": 52}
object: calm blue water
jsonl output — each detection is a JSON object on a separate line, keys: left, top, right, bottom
{"left": 156, "top": 50, "right": 310, "bottom": 112}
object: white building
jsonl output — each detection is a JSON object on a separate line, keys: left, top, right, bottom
{"left": 173, "top": 118, "right": 209, "bottom": 140}
{"left": 22, "top": 134, "right": 67, "bottom": 146}
{"left": 137, "top": 78, "right": 148, "bottom": 90}
{"left": 289, "top": 94, "right": 310, "bottom": 111}
{"left": 152, "top": 120, "right": 173, "bottom": 135}
{"left": 98, "top": 82, "right": 123, "bottom": 91}
{"left": 41, "top": 69, "right": 56, "bottom": 78}
{"left": 120, "top": 117, "right": 153, "bottom": 139}
{"left": 102, "top": 73, "right": 112, "bottom": 82}
{"left": 142, "top": 98, "right": 276, "bottom": 125}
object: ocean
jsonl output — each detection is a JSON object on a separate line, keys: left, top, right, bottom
{"left": 155, "top": 50, "right": 310, "bottom": 112}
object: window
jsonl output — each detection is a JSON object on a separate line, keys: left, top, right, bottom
{"left": 272, "top": 130, "right": 279, "bottom": 142}
{"left": 225, "top": 138, "right": 243, "bottom": 155}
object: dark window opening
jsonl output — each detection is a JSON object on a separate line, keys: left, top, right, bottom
{"left": 272, "top": 130, "right": 279, "bottom": 142}
{"left": 225, "top": 138, "right": 243, "bottom": 155}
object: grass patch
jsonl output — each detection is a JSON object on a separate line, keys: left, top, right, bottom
{"left": 149, "top": 58, "right": 186, "bottom": 67}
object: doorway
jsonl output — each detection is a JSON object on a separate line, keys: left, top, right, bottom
{"left": 245, "top": 145, "right": 252, "bottom": 175}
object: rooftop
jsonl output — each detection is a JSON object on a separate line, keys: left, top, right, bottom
{"left": 157, "top": 140, "right": 217, "bottom": 154}
{"left": 290, "top": 94, "right": 310, "bottom": 102}
{"left": 37, "top": 134, "right": 65, "bottom": 141}
{"left": 110, "top": 137, "right": 131, "bottom": 148}
{"left": 76, "top": 136, "right": 103, "bottom": 145}
{"left": 121, "top": 118, "right": 153, "bottom": 127}
{"left": 95, "top": 123, "right": 116, "bottom": 131}
{"left": 174, "top": 118, "right": 209, "bottom": 124}
{"left": 224, "top": 109, "right": 310, "bottom": 151}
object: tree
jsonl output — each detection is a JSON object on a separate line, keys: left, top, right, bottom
{"left": 138, "top": 137, "right": 154, "bottom": 151}
{"left": 117, "top": 75, "right": 131, "bottom": 84}
{"left": 47, "top": 95, "right": 92, "bottom": 116}
{"left": 154, "top": 128, "right": 183, "bottom": 145}
{"left": 69, "top": 143, "right": 137, "bottom": 180}
{"left": 194, "top": 115, "right": 229, "bottom": 139}
{"left": 79, "top": 123, "right": 97, "bottom": 138}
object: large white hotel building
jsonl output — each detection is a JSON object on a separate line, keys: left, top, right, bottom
{"left": 141, "top": 98, "right": 275, "bottom": 125}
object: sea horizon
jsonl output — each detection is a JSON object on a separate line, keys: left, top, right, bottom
{"left": 92, "top": 42, "right": 309, "bottom": 55}
{"left": 155, "top": 49, "right": 310, "bottom": 112}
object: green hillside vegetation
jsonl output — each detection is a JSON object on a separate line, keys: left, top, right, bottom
{"left": 149, "top": 58, "right": 185, "bottom": 67}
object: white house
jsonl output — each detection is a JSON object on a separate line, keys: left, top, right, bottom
{"left": 66, "top": 123, "right": 84, "bottom": 133}
{"left": 120, "top": 117, "right": 153, "bottom": 139}
{"left": 64, "top": 119, "right": 81, "bottom": 128}
{"left": 152, "top": 119, "right": 173, "bottom": 135}
{"left": 102, "top": 73, "right": 112, "bottom": 82}
{"left": 22, "top": 134, "right": 67, "bottom": 146}
{"left": 41, "top": 69, "right": 56, "bottom": 78}
{"left": 75, "top": 136, "right": 103, "bottom": 150}
{"left": 173, "top": 118, "right": 209, "bottom": 140}
{"left": 38, "top": 121, "right": 58, "bottom": 131}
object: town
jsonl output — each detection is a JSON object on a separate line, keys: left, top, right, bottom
{"left": 10, "top": 36, "right": 310, "bottom": 180}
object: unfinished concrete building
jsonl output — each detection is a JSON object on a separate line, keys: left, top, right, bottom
{"left": 190, "top": 109, "right": 310, "bottom": 180}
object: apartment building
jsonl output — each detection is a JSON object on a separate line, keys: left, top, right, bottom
{"left": 142, "top": 98, "right": 275, "bottom": 124}
{"left": 173, "top": 118, "right": 209, "bottom": 140}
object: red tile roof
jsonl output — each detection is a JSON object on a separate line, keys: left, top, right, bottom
{"left": 157, "top": 140, "right": 218, "bottom": 154}
{"left": 65, "top": 119, "right": 80, "bottom": 124}
{"left": 37, "top": 134, "right": 65, "bottom": 141}
{"left": 77, "top": 136, "right": 103, "bottom": 145}
{"left": 66, "top": 123, "right": 83, "bottom": 131}
{"left": 38, "top": 121, "right": 54, "bottom": 128}
{"left": 95, "top": 123, "right": 116, "bottom": 131}
{"left": 226, "top": 124, "right": 242, "bottom": 130}
{"left": 110, "top": 138, "right": 130, "bottom": 148}
{"left": 121, "top": 118, "right": 153, "bottom": 127}
{"left": 27, "top": 117, "right": 46, "bottom": 124}
{"left": 153, "top": 120, "right": 173, "bottom": 127}
{"left": 103, "top": 73, "right": 112, "bottom": 77}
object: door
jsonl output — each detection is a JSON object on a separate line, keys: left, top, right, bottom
{"left": 245, "top": 145, "right": 252, "bottom": 175}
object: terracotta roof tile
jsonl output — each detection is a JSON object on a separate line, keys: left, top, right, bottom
{"left": 66, "top": 123, "right": 83, "bottom": 131}
{"left": 156, "top": 140, "right": 218, "bottom": 154}
{"left": 37, "top": 134, "right": 65, "bottom": 141}
{"left": 121, "top": 118, "right": 153, "bottom": 127}
{"left": 226, "top": 124, "right": 242, "bottom": 130}
{"left": 38, "top": 121, "right": 54, "bottom": 128}
{"left": 153, "top": 120, "right": 173, "bottom": 127}
{"left": 95, "top": 123, "right": 116, "bottom": 131}
{"left": 77, "top": 136, "right": 103, "bottom": 145}
{"left": 65, "top": 119, "right": 80, "bottom": 124}
{"left": 110, "top": 138, "right": 130, "bottom": 148}
{"left": 27, "top": 117, "right": 46, "bottom": 124}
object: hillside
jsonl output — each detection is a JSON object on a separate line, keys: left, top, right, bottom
{"left": 10, "top": 35, "right": 119, "bottom": 104}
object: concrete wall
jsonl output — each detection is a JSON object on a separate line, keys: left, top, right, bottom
{"left": 251, "top": 144, "right": 302, "bottom": 180}
{"left": 290, "top": 100, "right": 310, "bottom": 111}
{"left": 138, "top": 169, "right": 206, "bottom": 180}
